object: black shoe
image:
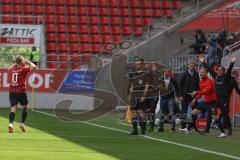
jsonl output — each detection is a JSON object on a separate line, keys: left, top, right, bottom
{"left": 158, "top": 128, "right": 164, "bottom": 132}
{"left": 170, "top": 128, "right": 176, "bottom": 133}
{"left": 202, "top": 130, "right": 210, "bottom": 136}
{"left": 130, "top": 131, "right": 138, "bottom": 135}
{"left": 141, "top": 130, "right": 145, "bottom": 135}
{"left": 228, "top": 129, "right": 232, "bottom": 136}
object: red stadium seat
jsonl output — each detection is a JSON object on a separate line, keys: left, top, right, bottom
{"left": 162, "top": 1, "right": 171, "bottom": 9}
{"left": 23, "top": 16, "right": 35, "bottom": 24}
{"left": 56, "top": 6, "right": 65, "bottom": 15}
{"left": 79, "top": 25, "right": 88, "bottom": 33}
{"left": 140, "top": 0, "right": 150, "bottom": 8}
{"left": 91, "top": 34, "right": 101, "bottom": 43}
{"left": 92, "top": 44, "right": 101, "bottom": 53}
{"left": 67, "top": 0, "right": 76, "bottom": 6}
{"left": 130, "top": 0, "right": 139, "bottom": 8}
{"left": 59, "top": 43, "right": 69, "bottom": 51}
{"left": 119, "top": 0, "right": 128, "bottom": 8}
{"left": 69, "top": 34, "right": 79, "bottom": 42}
{"left": 23, "top": 5, "right": 33, "bottom": 14}
{"left": 131, "top": 9, "right": 141, "bottom": 17}
{"left": 100, "top": 17, "right": 110, "bottom": 25}
{"left": 112, "top": 35, "right": 122, "bottom": 43}
{"left": 112, "top": 26, "right": 121, "bottom": 35}
{"left": 45, "top": 6, "right": 55, "bottom": 14}
{"left": 172, "top": 1, "right": 182, "bottom": 9}
{"left": 80, "top": 44, "right": 91, "bottom": 53}
{"left": 98, "top": 0, "right": 108, "bottom": 7}
{"left": 142, "top": 9, "right": 152, "bottom": 17}
{"left": 47, "top": 43, "right": 57, "bottom": 51}
{"left": 111, "top": 17, "right": 121, "bottom": 25}
{"left": 46, "top": 15, "right": 55, "bottom": 24}
{"left": 78, "top": 7, "right": 87, "bottom": 15}
{"left": 56, "top": 1, "right": 65, "bottom": 5}
{"left": 88, "top": 0, "right": 97, "bottom": 6}
{"left": 45, "top": 0, "right": 55, "bottom": 5}
{"left": 1, "top": 16, "right": 13, "bottom": 23}
{"left": 120, "top": 8, "right": 130, "bottom": 16}
{"left": 88, "top": 7, "right": 98, "bottom": 15}
{"left": 152, "top": 9, "right": 163, "bottom": 17}
{"left": 2, "top": 4, "right": 12, "bottom": 13}
{"left": 80, "top": 34, "right": 90, "bottom": 43}
{"left": 110, "top": 8, "right": 119, "bottom": 16}
{"left": 68, "top": 25, "right": 78, "bottom": 33}
{"left": 35, "top": 0, "right": 44, "bottom": 5}
{"left": 35, "top": 6, "right": 44, "bottom": 15}
{"left": 78, "top": 0, "right": 87, "bottom": 6}
{"left": 163, "top": 9, "right": 172, "bottom": 18}
{"left": 78, "top": 16, "right": 88, "bottom": 24}
{"left": 70, "top": 54, "right": 80, "bottom": 62}
{"left": 151, "top": 0, "right": 161, "bottom": 8}
{"left": 70, "top": 43, "right": 79, "bottom": 52}
{"left": 143, "top": 18, "right": 153, "bottom": 26}
{"left": 132, "top": 18, "right": 142, "bottom": 26}
{"left": 2, "top": 0, "right": 12, "bottom": 4}
{"left": 81, "top": 54, "right": 91, "bottom": 62}
{"left": 46, "top": 24, "right": 56, "bottom": 32}
{"left": 101, "top": 26, "right": 111, "bottom": 35}
{"left": 13, "top": 0, "right": 22, "bottom": 4}
{"left": 59, "top": 53, "right": 69, "bottom": 61}
{"left": 47, "top": 62, "right": 59, "bottom": 68}
{"left": 89, "top": 25, "right": 100, "bottom": 34}
{"left": 58, "top": 33, "right": 68, "bottom": 42}
{"left": 102, "top": 35, "right": 112, "bottom": 43}
{"left": 109, "top": 0, "right": 118, "bottom": 7}
{"left": 67, "top": 7, "right": 78, "bottom": 15}
{"left": 57, "top": 16, "right": 66, "bottom": 24}
{"left": 71, "top": 63, "right": 81, "bottom": 70}
{"left": 122, "top": 17, "right": 131, "bottom": 26}
{"left": 89, "top": 16, "right": 99, "bottom": 25}
{"left": 24, "top": 0, "right": 32, "bottom": 4}
{"left": 13, "top": 5, "right": 22, "bottom": 13}
{"left": 133, "top": 27, "right": 143, "bottom": 36}
{"left": 47, "top": 54, "right": 58, "bottom": 61}
{"left": 58, "top": 25, "right": 67, "bottom": 33}
{"left": 68, "top": 16, "right": 77, "bottom": 24}
{"left": 99, "top": 8, "right": 109, "bottom": 16}
{"left": 122, "top": 26, "right": 132, "bottom": 35}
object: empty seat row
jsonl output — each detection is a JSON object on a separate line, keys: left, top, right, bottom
{"left": 1, "top": 0, "right": 181, "bottom": 9}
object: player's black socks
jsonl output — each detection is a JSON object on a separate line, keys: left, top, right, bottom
{"left": 187, "top": 114, "right": 197, "bottom": 131}
{"left": 132, "top": 116, "right": 138, "bottom": 133}
{"left": 21, "top": 108, "right": 28, "bottom": 123}
{"left": 9, "top": 112, "right": 15, "bottom": 124}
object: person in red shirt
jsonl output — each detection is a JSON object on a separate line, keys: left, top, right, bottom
{"left": 8, "top": 56, "right": 37, "bottom": 133}
{"left": 180, "top": 67, "right": 226, "bottom": 138}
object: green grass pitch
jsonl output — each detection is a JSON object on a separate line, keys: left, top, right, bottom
{"left": 0, "top": 108, "right": 240, "bottom": 160}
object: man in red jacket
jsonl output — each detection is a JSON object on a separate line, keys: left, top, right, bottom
{"left": 180, "top": 67, "right": 226, "bottom": 138}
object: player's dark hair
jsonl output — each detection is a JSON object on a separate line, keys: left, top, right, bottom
{"left": 15, "top": 56, "right": 23, "bottom": 64}
{"left": 135, "top": 57, "right": 144, "bottom": 62}
{"left": 218, "top": 66, "right": 225, "bottom": 72}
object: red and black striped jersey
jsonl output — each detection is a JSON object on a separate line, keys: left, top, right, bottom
{"left": 8, "top": 64, "right": 30, "bottom": 93}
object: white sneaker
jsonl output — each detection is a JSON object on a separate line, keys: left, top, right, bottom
{"left": 8, "top": 123, "right": 14, "bottom": 133}
{"left": 218, "top": 133, "right": 226, "bottom": 138}
{"left": 179, "top": 128, "right": 190, "bottom": 135}
{"left": 19, "top": 123, "right": 26, "bottom": 132}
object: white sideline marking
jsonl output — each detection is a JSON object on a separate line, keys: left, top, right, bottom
{"left": 33, "top": 110, "right": 240, "bottom": 160}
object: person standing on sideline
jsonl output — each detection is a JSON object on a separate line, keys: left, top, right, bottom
{"left": 200, "top": 56, "right": 236, "bottom": 136}
{"left": 179, "top": 62, "right": 200, "bottom": 130}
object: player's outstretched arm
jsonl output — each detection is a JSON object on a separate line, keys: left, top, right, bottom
{"left": 24, "top": 59, "right": 37, "bottom": 70}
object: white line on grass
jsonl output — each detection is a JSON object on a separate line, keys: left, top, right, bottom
{"left": 33, "top": 110, "right": 240, "bottom": 160}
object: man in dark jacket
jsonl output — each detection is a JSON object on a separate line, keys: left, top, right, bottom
{"left": 200, "top": 56, "right": 236, "bottom": 136}
{"left": 179, "top": 62, "right": 200, "bottom": 130}
{"left": 158, "top": 68, "right": 179, "bottom": 132}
